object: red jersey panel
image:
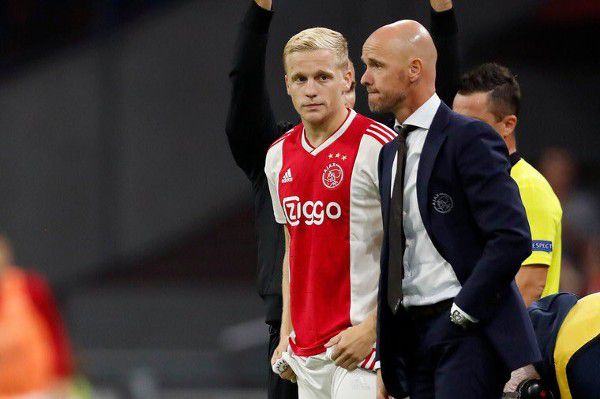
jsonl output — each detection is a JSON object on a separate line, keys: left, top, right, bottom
{"left": 265, "top": 109, "right": 396, "bottom": 356}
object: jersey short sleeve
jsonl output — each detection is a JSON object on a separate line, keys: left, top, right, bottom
{"left": 519, "top": 181, "right": 561, "bottom": 266}
{"left": 265, "top": 138, "right": 286, "bottom": 224}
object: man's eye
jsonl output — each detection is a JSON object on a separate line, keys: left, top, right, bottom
{"left": 319, "top": 75, "right": 329, "bottom": 81}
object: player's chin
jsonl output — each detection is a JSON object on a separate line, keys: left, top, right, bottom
{"left": 367, "top": 99, "right": 385, "bottom": 113}
{"left": 301, "top": 109, "right": 327, "bottom": 124}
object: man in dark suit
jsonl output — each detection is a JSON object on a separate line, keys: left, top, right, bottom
{"left": 360, "top": 20, "right": 541, "bottom": 398}
{"left": 226, "top": 1, "right": 460, "bottom": 398}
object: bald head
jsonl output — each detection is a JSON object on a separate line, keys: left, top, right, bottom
{"left": 376, "top": 20, "right": 436, "bottom": 67}
{"left": 361, "top": 20, "right": 438, "bottom": 119}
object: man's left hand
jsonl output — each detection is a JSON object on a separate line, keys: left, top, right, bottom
{"left": 324, "top": 322, "right": 376, "bottom": 370}
{"left": 504, "top": 364, "right": 541, "bottom": 393}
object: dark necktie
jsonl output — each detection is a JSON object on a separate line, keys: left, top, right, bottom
{"left": 387, "top": 124, "right": 418, "bottom": 315}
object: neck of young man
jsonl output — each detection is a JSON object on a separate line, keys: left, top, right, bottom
{"left": 303, "top": 106, "right": 349, "bottom": 148}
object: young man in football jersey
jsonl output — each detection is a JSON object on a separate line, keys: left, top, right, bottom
{"left": 227, "top": 1, "right": 459, "bottom": 397}
{"left": 265, "top": 27, "right": 398, "bottom": 398}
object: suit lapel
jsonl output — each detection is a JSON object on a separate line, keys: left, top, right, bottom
{"left": 416, "top": 103, "right": 451, "bottom": 232}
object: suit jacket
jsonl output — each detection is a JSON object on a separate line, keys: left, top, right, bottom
{"left": 377, "top": 102, "right": 542, "bottom": 397}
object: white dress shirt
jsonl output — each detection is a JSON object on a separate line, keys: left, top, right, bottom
{"left": 390, "top": 93, "right": 463, "bottom": 308}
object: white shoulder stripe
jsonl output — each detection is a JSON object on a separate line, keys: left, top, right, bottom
{"left": 371, "top": 122, "right": 397, "bottom": 138}
{"left": 373, "top": 120, "right": 396, "bottom": 133}
{"left": 368, "top": 124, "right": 395, "bottom": 141}
{"left": 365, "top": 128, "right": 390, "bottom": 143}
{"left": 375, "top": 122, "right": 398, "bottom": 136}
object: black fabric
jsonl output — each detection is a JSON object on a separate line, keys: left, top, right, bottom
{"left": 403, "top": 309, "right": 509, "bottom": 399}
{"left": 566, "top": 334, "right": 600, "bottom": 399}
{"left": 268, "top": 323, "right": 299, "bottom": 399}
{"left": 226, "top": 2, "right": 293, "bottom": 321}
{"left": 387, "top": 125, "right": 418, "bottom": 314}
{"left": 430, "top": 8, "right": 461, "bottom": 106}
{"left": 509, "top": 151, "right": 522, "bottom": 167}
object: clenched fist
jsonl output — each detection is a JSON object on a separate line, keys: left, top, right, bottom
{"left": 430, "top": 0, "right": 453, "bottom": 12}
{"left": 255, "top": 0, "right": 272, "bottom": 11}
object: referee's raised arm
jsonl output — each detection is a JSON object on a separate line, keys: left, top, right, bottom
{"left": 226, "top": 0, "right": 282, "bottom": 182}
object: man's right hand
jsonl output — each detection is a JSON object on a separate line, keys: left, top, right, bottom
{"left": 430, "top": 0, "right": 453, "bottom": 12}
{"left": 255, "top": 0, "right": 272, "bottom": 10}
{"left": 377, "top": 369, "right": 390, "bottom": 399}
{"left": 271, "top": 336, "right": 297, "bottom": 383}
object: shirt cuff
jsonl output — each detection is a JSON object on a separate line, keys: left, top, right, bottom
{"left": 243, "top": 1, "right": 274, "bottom": 34}
{"left": 451, "top": 302, "right": 478, "bottom": 323}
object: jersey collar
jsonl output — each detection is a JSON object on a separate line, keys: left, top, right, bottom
{"left": 301, "top": 109, "right": 356, "bottom": 156}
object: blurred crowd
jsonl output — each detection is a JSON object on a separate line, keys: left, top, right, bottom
{"left": 538, "top": 148, "right": 600, "bottom": 296}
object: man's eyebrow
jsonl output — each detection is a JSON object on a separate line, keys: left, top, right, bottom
{"left": 314, "top": 69, "right": 334, "bottom": 76}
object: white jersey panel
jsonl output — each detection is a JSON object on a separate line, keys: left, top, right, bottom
{"left": 348, "top": 134, "right": 385, "bottom": 326}
{"left": 265, "top": 139, "right": 286, "bottom": 224}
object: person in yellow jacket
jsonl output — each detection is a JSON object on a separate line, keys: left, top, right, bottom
{"left": 453, "top": 63, "right": 562, "bottom": 306}
{"left": 527, "top": 292, "right": 600, "bottom": 399}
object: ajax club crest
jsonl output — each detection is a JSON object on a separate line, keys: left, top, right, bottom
{"left": 432, "top": 193, "right": 453, "bottom": 214}
{"left": 322, "top": 163, "right": 344, "bottom": 189}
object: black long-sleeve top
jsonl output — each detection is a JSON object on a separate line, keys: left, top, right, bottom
{"left": 225, "top": 2, "right": 460, "bottom": 324}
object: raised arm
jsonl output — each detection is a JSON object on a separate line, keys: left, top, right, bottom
{"left": 429, "top": 0, "right": 460, "bottom": 106}
{"left": 226, "top": 0, "right": 284, "bottom": 182}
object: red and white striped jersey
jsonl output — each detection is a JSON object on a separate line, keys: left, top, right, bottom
{"left": 265, "top": 109, "right": 397, "bottom": 358}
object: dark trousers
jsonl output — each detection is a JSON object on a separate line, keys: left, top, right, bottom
{"left": 403, "top": 303, "right": 509, "bottom": 399}
{"left": 268, "top": 323, "right": 298, "bottom": 399}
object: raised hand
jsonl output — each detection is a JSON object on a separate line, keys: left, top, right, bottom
{"left": 255, "top": 0, "right": 272, "bottom": 11}
{"left": 430, "top": 0, "right": 453, "bottom": 12}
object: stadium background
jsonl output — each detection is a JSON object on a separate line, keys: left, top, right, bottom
{"left": 0, "top": 0, "right": 597, "bottom": 397}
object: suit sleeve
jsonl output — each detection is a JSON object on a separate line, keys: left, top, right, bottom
{"left": 430, "top": 8, "right": 460, "bottom": 106}
{"left": 225, "top": 2, "right": 284, "bottom": 182}
{"left": 454, "top": 122, "right": 532, "bottom": 321}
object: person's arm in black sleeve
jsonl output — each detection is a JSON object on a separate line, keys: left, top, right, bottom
{"left": 226, "top": 1, "right": 284, "bottom": 182}
{"left": 429, "top": 0, "right": 460, "bottom": 106}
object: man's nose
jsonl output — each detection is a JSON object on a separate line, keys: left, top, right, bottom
{"left": 360, "top": 70, "right": 371, "bottom": 86}
{"left": 305, "top": 79, "right": 318, "bottom": 97}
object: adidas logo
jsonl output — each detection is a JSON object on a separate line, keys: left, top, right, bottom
{"left": 281, "top": 168, "right": 293, "bottom": 183}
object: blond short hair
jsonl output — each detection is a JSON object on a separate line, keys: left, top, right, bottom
{"left": 283, "top": 27, "right": 349, "bottom": 72}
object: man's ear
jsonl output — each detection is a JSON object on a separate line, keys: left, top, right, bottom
{"left": 343, "top": 68, "right": 354, "bottom": 91}
{"left": 285, "top": 75, "right": 291, "bottom": 96}
{"left": 408, "top": 58, "right": 423, "bottom": 83}
{"left": 501, "top": 114, "right": 518, "bottom": 137}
